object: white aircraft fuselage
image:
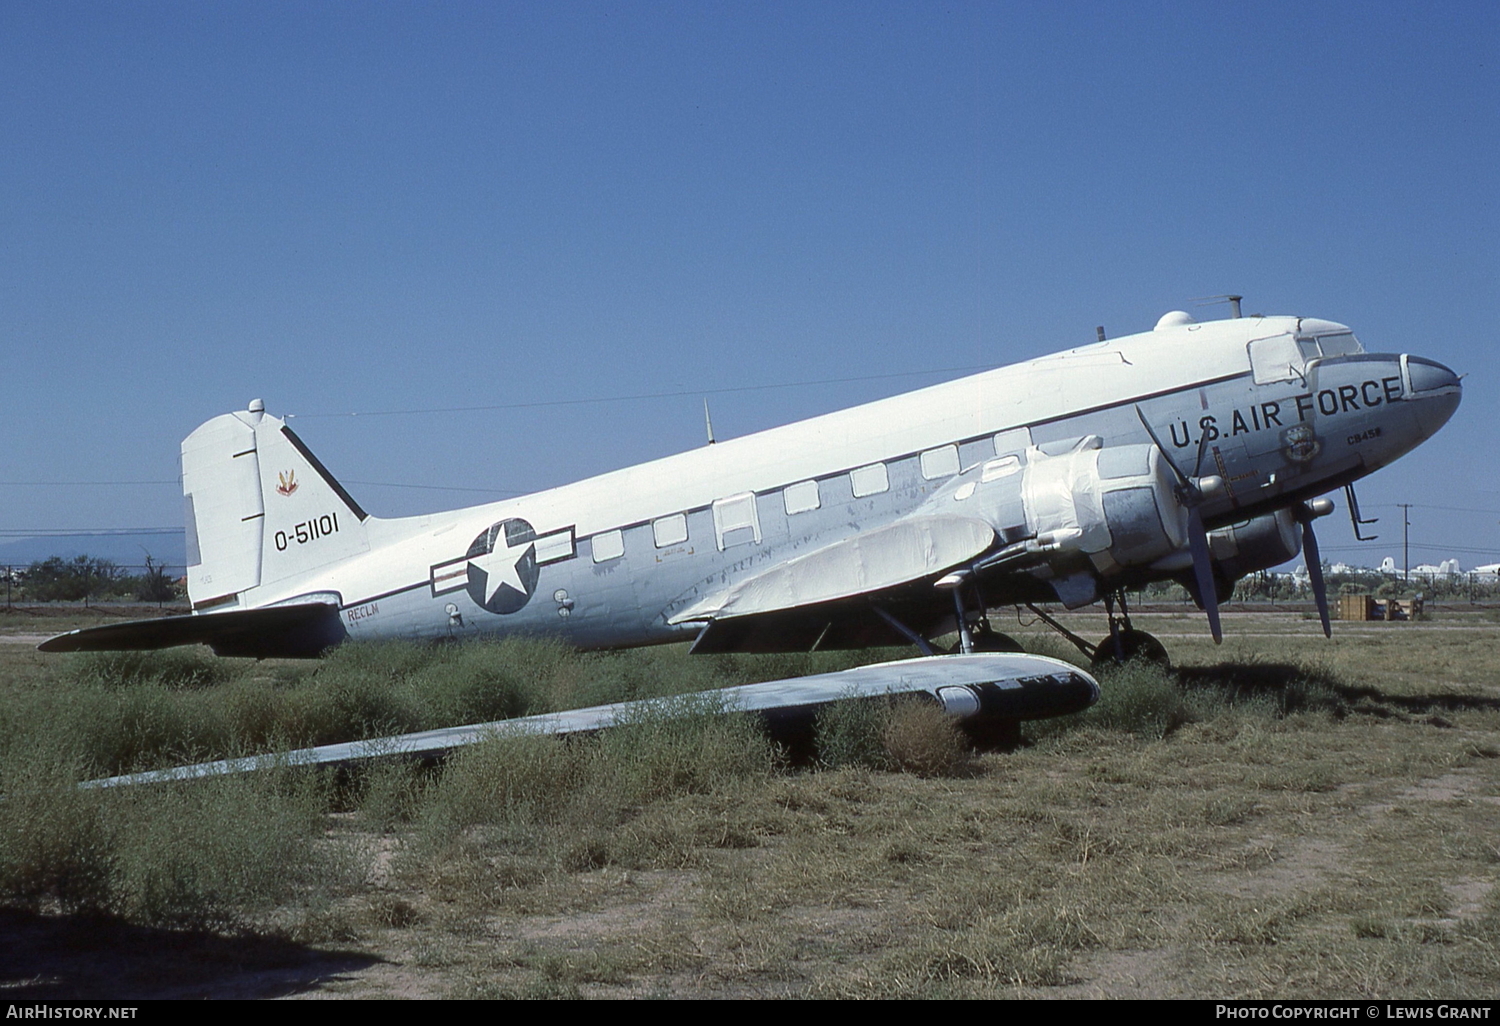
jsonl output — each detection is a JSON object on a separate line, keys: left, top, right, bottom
{"left": 49, "top": 310, "right": 1464, "bottom": 660}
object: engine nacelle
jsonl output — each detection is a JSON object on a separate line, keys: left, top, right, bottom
{"left": 959, "top": 441, "right": 1192, "bottom": 607}
{"left": 1019, "top": 442, "right": 1188, "bottom": 572}
{"left": 1207, "top": 509, "right": 1303, "bottom": 580}
{"left": 965, "top": 442, "right": 1303, "bottom": 608}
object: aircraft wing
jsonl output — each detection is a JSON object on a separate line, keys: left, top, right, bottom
{"left": 80, "top": 652, "right": 1098, "bottom": 789}
{"left": 38, "top": 602, "right": 347, "bottom": 659}
{"left": 669, "top": 514, "right": 996, "bottom": 624}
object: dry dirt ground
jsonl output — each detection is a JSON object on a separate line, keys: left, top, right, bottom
{"left": 3, "top": 606, "right": 1498, "bottom": 999}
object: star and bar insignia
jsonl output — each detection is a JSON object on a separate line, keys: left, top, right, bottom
{"left": 429, "top": 518, "right": 577, "bottom": 615}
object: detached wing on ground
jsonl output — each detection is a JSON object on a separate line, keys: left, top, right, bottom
{"left": 82, "top": 653, "right": 1098, "bottom": 789}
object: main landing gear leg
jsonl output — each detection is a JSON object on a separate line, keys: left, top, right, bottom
{"left": 930, "top": 570, "right": 1026, "bottom": 657}
{"left": 951, "top": 582, "right": 974, "bottom": 655}
{"left": 1025, "top": 603, "right": 1098, "bottom": 662}
{"left": 938, "top": 574, "right": 1026, "bottom": 655}
{"left": 1024, "top": 595, "right": 1171, "bottom": 670}
{"left": 1104, "top": 591, "right": 1124, "bottom": 664}
{"left": 872, "top": 606, "right": 936, "bottom": 657}
{"left": 1092, "top": 589, "right": 1170, "bottom": 670}
{"left": 966, "top": 579, "right": 1026, "bottom": 653}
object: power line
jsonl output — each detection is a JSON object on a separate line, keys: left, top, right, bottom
{"left": 1320, "top": 544, "right": 1498, "bottom": 556}
{"left": 0, "top": 528, "right": 181, "bottom": 537}
{"left": 1363, "top": 502, "right": 1500, "bottom": 516}
{"left": 283, "top": 364, "right": 1000, "bottom": 420}
{"left": 0, "top": 480, "right": 177, "bottom": 486}
{"left": 346, "top": 481, "right": 520, "bottom": 495}
{"left": 2, "top": 479, "right": 520, "bottom": 495}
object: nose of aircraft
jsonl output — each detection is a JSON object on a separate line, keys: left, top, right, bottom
{"left": 1405, "top": 355, "right": 1462, "bottom": 435}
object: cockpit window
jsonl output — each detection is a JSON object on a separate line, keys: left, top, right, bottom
{"left": 1295, "top": 331, "right": 1364, "bottom": 360}
{"left": 1250, "top": 330, "right": 1366, "bottom": 384}
{"left": 1315, "top": 332, "right": 1362, "bottom": 356}
{"left": 1249, "top": 334, "right": 1305, "bottom": 384}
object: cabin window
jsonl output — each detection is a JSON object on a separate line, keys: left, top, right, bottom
{"left": 712, "top": 492, "right": 762, "bottom": 549}
{"left": 653, "top": 513, "right": 688, "bottom": 548}
{"left": 783, "top": 479, "right": 820, "bottom": 515}
{"left": 993, "top": 427, "right": 1030, "bottom": 458}
{"left": 591, "top": 529, "right": 624, "bottom": 563}
{"left": 850, "top": 462, "right": 889, "bottom": 498}
{"left": 919, "top": 445, "right": 960, "bottom": 480}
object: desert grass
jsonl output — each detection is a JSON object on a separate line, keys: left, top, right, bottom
{"left": 0, "top": 758, "right": 345, "bottom": 933}
{"left": 0, "top": 638, "right": 904, "bottom": 781}
{"left": 1, "top": 608, "right": 1497, "bottom": 997}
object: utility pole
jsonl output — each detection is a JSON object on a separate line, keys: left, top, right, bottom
{"left": 1397, "top": 504, "right": 1413, "bottom": 583}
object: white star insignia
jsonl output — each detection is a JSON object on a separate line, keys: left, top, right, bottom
{"left": 469, "top": 533, "right": 532, "bottom": 606}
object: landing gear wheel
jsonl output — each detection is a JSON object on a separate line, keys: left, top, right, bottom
{"left": 970, "top": 627, "right": 1025, "bottom": 653}
{"left": 1091, "top": 629, "right": 1171, "bottom": 671}
{"left": 946, "top": 624, "right": 1026, "bottom": 655}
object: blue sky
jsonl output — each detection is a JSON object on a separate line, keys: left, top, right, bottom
{"left": 3, "top": 1, "right": 1496, "bottom": 569}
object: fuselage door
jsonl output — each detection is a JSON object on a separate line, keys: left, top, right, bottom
{"left": 712, "top": 492, "right": 763, "bottom": 550}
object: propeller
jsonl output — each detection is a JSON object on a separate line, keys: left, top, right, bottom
{"left": 1136, "top": 407, "right": 1225, "bottom": 643}
{"left": 1297, "top": 498, "right": 1336, "bottom": 638}
{"left": 1184, "top": 503, "right": 1223, "bottom": 643}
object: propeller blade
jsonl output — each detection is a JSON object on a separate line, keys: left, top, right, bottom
{"left": 1191, "top": 420, "right": 1212, "bottom": 480}
{"left": 1141, "top": 405, "right": 1221, "bottom": 642}
{"left": 1134, "top": 405, "right": 1192, "bottom": 490}
{"left": 1301, "top": 514, "right": 1332, "bottom": 638}
{"left": 1186, "top": 506, "right": 1222, "bottom": 644}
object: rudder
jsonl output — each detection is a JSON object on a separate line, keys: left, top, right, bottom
{"left": 182, "top": 399, "right": 370, "bottom": 608}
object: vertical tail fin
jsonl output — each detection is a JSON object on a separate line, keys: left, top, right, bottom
{"left": 182, "top": 400, "right": 370, "bottom": 608}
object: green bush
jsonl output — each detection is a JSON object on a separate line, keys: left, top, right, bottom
{"left": 815, "top": 697, "right": 895, "bottom": 771}
{"left": 881, "top": 701, "right": 971, "bottom": 777}
{"left": 595, "top": 695, "right": 773, "bottom": 802}
{"left": 70, "top": 650, "right": 232, "bottom": 690}
{"left": 102, "top": 771, "right": 337, "bottom": 929}
{"left": 0, "top": 762, "right": 113, "bottom": 911}
{"left": 1031, "top": 660, "right": 1191, "bottom": 740}
{"left": 0, "top": 761, "right": 342, "bottom": 931}
{"left": 404, "top": 694, "right": 775, "bottom": 885}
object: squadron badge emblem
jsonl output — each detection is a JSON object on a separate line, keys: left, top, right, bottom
{"left": 1281, "top": 425, "right": 1321, "bottom": 463}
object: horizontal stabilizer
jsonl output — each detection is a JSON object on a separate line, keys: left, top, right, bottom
{"left": 38, "top": 603, "right": 347, "bottom": 659}
{"left": 82, "top": 653, "right": 1098, "bottom": 788}
{"left": 670, "top": 514, "right": 996, "bottom": 624}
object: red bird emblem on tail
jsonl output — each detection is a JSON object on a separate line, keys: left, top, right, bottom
{"left": 276, "top": 470, "right": 298, "bottom": 496}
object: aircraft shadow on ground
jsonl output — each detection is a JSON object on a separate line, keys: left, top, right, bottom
{"left": 1173, "top": 661, "right": 1500, "bottom": 718}
{"left": 0, "top": 906, "right": 380, "bottom": 1000}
